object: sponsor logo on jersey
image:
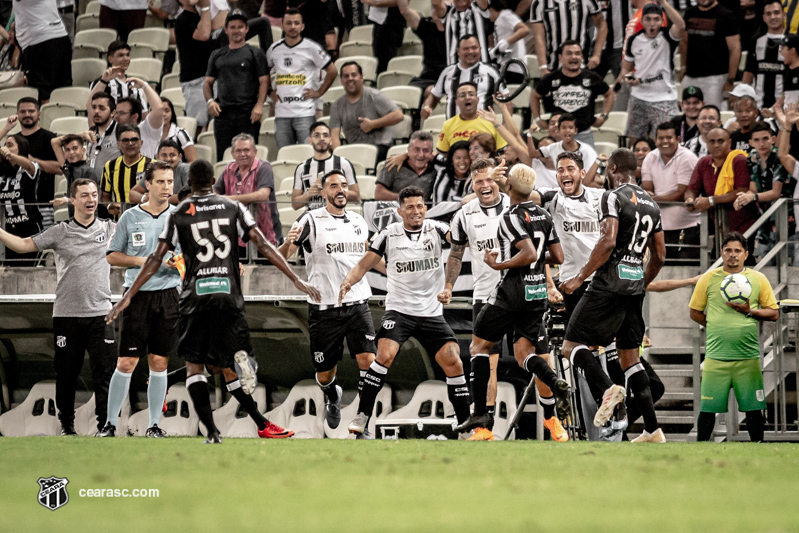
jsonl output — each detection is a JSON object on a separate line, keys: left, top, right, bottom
{"left": 395, "top": 257, "right": 440, "bottom": 273}
{"left": 618, "top": 264, "right": 643, "bottom": 280}
{"left": 187, "top": 203, "right": 196, "bottom": 216}
{"left": 197, "top": 267, "right": 229, "bottom": 276}
{"left": 194, "top": 204, "right": 226, "bottom": 212}
{"left": 276, "top": 73, "right": 307, "bottom": 86}
{"left": 756, "top": 389, "right": 765, "bottom": 402}
{"left": 196, "top": 277, "right": 232, "bottom": 295}
{"left": 525, "top": 284, "right": 547, "bottom": 301}
{"left": 475, "top": 238, "right": 497, "bottom": 251}
{"left": 326, "top": 242, "right": 366, "bottom": 254}
{"left": 562, "top": 220, "right": 599, "bottom": 233}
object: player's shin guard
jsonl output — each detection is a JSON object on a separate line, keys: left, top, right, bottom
{"left": 187, "top": 374, "right": 219, "bottom": 436}
{"left": 226, "top": 378, "right": 267, "bottom": 430}
{"left": 625, "top": 363, "right": 658, "bottom": 434}
{"left": 523, "top": 354, "right": 559, "bottom": 391}
{"left": 446, "top": 374, "right": 471, "bottom": 424}
{"left": 572, "top": 346, "right": 613, "bottom": 403}
{"left": 745, "top": 410, "right": 765, "bottom": 442}
{"left": 356, "top": 361, "right": 387, "bottom": 417}
{"left": 106, "top": 369, "right": 132, "bottom": 427}
{"left": 147, "top": 370, "right": 168, "bottom": 428}
{"left": 470, "top": 354, "right": 490, "bottom": 416}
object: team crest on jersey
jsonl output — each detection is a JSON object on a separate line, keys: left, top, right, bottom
{"left": 422, "top": 239, "right": 434, "bottom": 251}
{"left": 284, "top": 57, "right": 292, "bottom": 67}
{"left": 582, "top": 78, "right": 591, "bottom": 87}
{"left": 314, "top": 352, "right": 324, "bottom": 363}
{"left": 552, "top": 79, "right": 561, "bottom": 88}
{"left": 38, "top": 476, "right": 69, "bottom": 511}
{"left": 354, "top": 225, "right": 362, "bottom": 236}
{"left": 382, "top": 320, "right": 396, "bottom": 330}
{"left": 56, "top": 336, "right": 66, "bottom": 348}
{"left": 94, "top": 231, "right": 106, "bottom": 243}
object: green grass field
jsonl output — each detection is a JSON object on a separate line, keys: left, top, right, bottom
{"left": 2, "top": 438, "right": 798, "bottom": 533}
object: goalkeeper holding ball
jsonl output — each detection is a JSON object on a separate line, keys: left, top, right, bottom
{"left": 689, "top": 232, "right": 778, "bottom": 442}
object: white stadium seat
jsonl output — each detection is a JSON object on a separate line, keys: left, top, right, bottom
{"left": 265, "top": 379, "right": 325, "bottom": 439}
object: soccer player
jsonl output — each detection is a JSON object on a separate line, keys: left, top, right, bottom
{"left": 97, "top": 161, "right": 179, "bottom": 438}
{"left": 560, "top": 148, "right": 667, "bottom": 443}
{"left": 107, "top": 160, "right": 321, "bottom": 444}
{"left": 454, "top": 164, "right": 570, "bottom": 440}
{"left": 278, "top": 170, "right": 376, "bottom": 435}
{"left": 339, "top": 186, "right": 471, "bottom": 436}
{"left": 689, "top": 232, "right": 778, "bottom": 442}
{"left": 439, "top": 158, "right": 510, "bottom": 441}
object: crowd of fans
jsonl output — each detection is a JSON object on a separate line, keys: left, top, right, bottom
{"left": 1, "top": 0, "right": 799, "bottom": 263}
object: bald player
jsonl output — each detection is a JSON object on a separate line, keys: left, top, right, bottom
{"left": 455, "top": 164, "right": 571, "bottom": 440}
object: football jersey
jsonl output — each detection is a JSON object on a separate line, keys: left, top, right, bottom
{"left": 370, "top": 219, "right": 449, "bottom": 317}
{"left": 431, "top": 62, "right": 507, "bottom": 118}
{"left": 159, "top": 194, "right": 256, "bottom": 314}
{"left": 292, "top": 155, "right": 357, "bottom": 212}
{"left": 590, "top": 184, "right": 662, "bottom": 296}
{"left": 489, "top": 201, "right": 559, "bottom": 312}
{"left": 623, "top": 27, "right": 680, "bottom": 102}
{"left": 293, "top": 207, "right": 372, "bottom": 306}
{"left": 450, "top": 194, "right": 510, "bottom": 302}
{"left": 745, "top": 33, "right": 784, "bottom": 109}
{"left": 267, "top": 38, "right": 332, "bottom": 119}
{"left": 539, "top": 185, "right": 602, "bottom": 280}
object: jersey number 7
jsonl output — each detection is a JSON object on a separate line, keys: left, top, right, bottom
{"left": 191, "top": 219, "right": 232, "bottom": 262}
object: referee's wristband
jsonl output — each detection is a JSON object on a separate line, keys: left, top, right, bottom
{"left": 206, "top": 98, "right": 215, "bottom": 106}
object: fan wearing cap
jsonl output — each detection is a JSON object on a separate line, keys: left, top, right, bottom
{"left": 672, "top": 86, "right": 704, "bottom": 144}
{"left": 619, "top": 0, "right": 684, "bottom": 143}
{"left": 741, "top": 1, "right": 786, "bottom": 110}
{"left": 779, "top": 34, "right": 799, "bottom": 107}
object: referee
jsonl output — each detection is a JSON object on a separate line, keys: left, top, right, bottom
{"left": 0, "top": 179, "right": 116, "bottom": 435}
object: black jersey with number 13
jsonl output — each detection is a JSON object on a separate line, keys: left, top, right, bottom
{"left": 159, "top": 194, "right": 257, "bottom": 314}
{"left": 591, "top": 184, "right": 662, "bottom": 296}
{"left": 489, "top": 201, "right": 559, "bottom": 311}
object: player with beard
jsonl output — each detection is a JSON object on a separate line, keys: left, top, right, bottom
{"left": 340, "top": 186, "right": 471, "bottom": 436}
{"left": 560, "top": 148, "right": 667, "bottom": 443}
{"left": 85, "top": 92, "right": 121, "bottom": 174}
{"left": 455, "top": 164, "right": 571, "bottom": 439}
{"left": 278, "top": 170, "right": 376, "bottom": 436}
{"left": 439, "top": 158, "right": 510, "bottom": 440}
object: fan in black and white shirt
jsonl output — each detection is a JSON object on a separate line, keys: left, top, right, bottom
{"left": 530, "top": 0, "right": 606, "bottom": 73}
{"left": 433, "top": 0, "right": 492, "bottom": 65}
{"left": 743, "top": 26, "right": 785, "bottom": 109}
{"left": 89, "top": 41, "right": 148, "bottom": 112}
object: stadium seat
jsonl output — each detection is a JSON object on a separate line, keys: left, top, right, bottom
{"left": 49, "top": 117, "right": 91, "bottom": 135}
{"left": 356, "top": 175, "right": 377, "bottom": 200}
{"left": 271, "top": 160, "right": 300, "bottom": 183}
{"left": 75, "top": 13, "right": 100, "bottom": 32}
{"left": 398, "top": 28, "right": 423, "bottom": 56}
{"left": 271, "top": 26, "right": 283, "bottom": 43}
{"left": 156, "top": 383, "right": 200, "bottom": 437}
{"left": 54, "top": 175, "right": 68, "bottom": 197}
{"left": 127, "top": 58, "right": 164, "bottom": 88}
{"left": 277, "top": 144, "right": 313, "bottom": 162}
{"left": 40, "top": 103, "right": 78, "bottom": 131}
{"left": 193, "top": 384, "right": 268, "bottom": 438}
{"left": 73, "top": 28, "right": 118, "bottom": 59}
{"left": 387, "top": 56, "right": 423, "bottom": 77}
{"left": 339, "top": 41, "right": 373, "bottom": 58}
{"left": 387, "top": 144, "right": 407, "bottom": 158}
{"left": 347, "top": 24, "right": 374, "bottom": 44}
{"left": 504, "top": 85, "right": 531, "bottom": 111}
{"left": 421, "top": 114, "right": 446, "bottom": 131}
{"left": 382, "top": 380, "right": 454, "bottom": 419}
{"left": 278, "top": 206, "right": 303, "bottom": 237}
{"left": 0, "top": 87, "right": 38, "bottom": 107}
{"left": 196, "top": 131, "right": 217, "bottom": 163}
{"left": 161, "top": 72, "right": 181, "bottom": 91}
{"left": 375, "top": 161, "right": 385, "bottom": 176}
{"left": 490, "top": 382, "right": 518, "bottom": 440}
{"left": 71, "top": 58, "right": 106, "bottom": 88}
{"left": 324, "top": 385, "right": 392, "bottom": 439}
{"left": 391, "top": 115, "right": 413, "bottom": 144}
{"left": 409, "top": 0, "right": 432, "bottom": 17}
{"left": 382, "top": 86, "right": 422, "bottom": 112}
{"left": 265, "top": 379, "right": 325, "bottom": 439}
{"left": 85, "top": 1, "right": 102, "bottom": 15}
{"left": 334, "top": 144, "right": 377, "bottom": 174}
{"left": 0, "top": 380, "right": 60, "bottom": 436}
{"left": 595, "top": 141, "right": 618, "bottom": 158}
{"left": 322, "top": 86, "right": 345, "bottom": 114}
{"left": 54, "top": 206, "right": 70, "bottom": 223}
{"left": 334, "top": 56, "right": 378, "bottom": 86}
{"left": 49, "top": 86, "right": 92, "bottom": 112}
{"left": 592, "top": 128, "right": 624, "bottom": 145}
{"left": 721, "top": 110, "right": 734, "bottom": 123}
{"left": 176, "top": 116, "right": 198, "bottom": 138}
{"left": 279, "top": 176, "right": 295, "bottom": 192}
{"left": 214, "top": 161, "right": 230, "bottom": 176}
{"left": 75, "top": 394, "right": 131, "bottom": 436}
{"left": 526, "top": 55, "right": 540, "bottom": 79}
{"left": 377, "top": 71, "right": 416, "bottom": 90}
{"left": 258, "top": 117, "right": 277, "bottom": 161}
{"left": 128, "top": 28, "right": 170, "bottom": 61}
{"left": 194, "top": 143, "right": 213, "bottom": 162}
{"left": 603, "top": 111, "right": 629, "bottom": 134}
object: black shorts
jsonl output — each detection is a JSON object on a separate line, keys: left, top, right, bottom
{"left": 376, "top": 310, "right": 457, "bottom": 356}
{"left": 178, "top": 310, "right": 253, "bottom": 367}
{"left": 309, "top": 303, "right": 377, "bottom": 372}
{"left": 565, "top": 290, "right": 645, "bottom": 350}
{"left": 20, "top": 35, "right": 72, "bottom": 101}
{"left": 562, "top": 280, "right": 589, "bottom": 321}
{"left": 473, "top": 303, "right": 549, "bottom": 354}
{"left": 118, "top": 288, "right": 180, "bottom": 358}
{"left": 472, "top": 302, "right": 507, "bottom": 355}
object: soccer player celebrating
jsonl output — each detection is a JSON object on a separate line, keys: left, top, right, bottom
{"left": 439, "top": 158, "right": 510, "bottom": 441}
{"left": 560, "top": 148, "right": 667, "bottom": 443}
{"left": 455, "top": 163, "right": 571, "bottom": 440}
{"left": 278, "top": 170, "right": 376, "bottom": 435}
{"left": 107, "top": 160, "right": 321, "bottom": 444}
{"left": 340, "top": 186, "right": 471, "bottom": 436}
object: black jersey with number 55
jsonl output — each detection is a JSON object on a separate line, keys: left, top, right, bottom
{"left": 489, "top": 201, "right": 559, "bottom": 311}
{"left": 159, "top": 194, "right": 257, "bottom": 313}
{"left": 591, "top": 184, "right": 662, "bottom": 296}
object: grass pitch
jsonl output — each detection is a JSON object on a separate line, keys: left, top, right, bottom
{"left": 1, "top": 438, "right": 798, "bottom": 533}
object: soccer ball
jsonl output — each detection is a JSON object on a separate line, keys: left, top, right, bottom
{"left": 720, "top": 273, "right": 752, "bottom": 304}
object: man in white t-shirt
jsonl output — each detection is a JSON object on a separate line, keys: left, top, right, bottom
{"left": 267, "top": 8, "right": 338, "bottom": 150}
{"left": 534, "top": 114, "right": 599, "bottom": 176}
{"left": 99, "top": 0, "right": 148, "bottom": 42}
{"left": 14, "top": 0, "right": 72, "bottom": 103}
{"left": 620, "top": 1, "right": 684, "bottom": 141}
{"left": 487, "top": 0, "right": 529, "bottom": 85}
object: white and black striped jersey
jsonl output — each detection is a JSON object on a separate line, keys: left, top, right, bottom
{"left": 605, "top": 0, "right": 633, "bottom": 50}
{"left": 538, "top": 185, "right": 602, "bottom": 280}
{"left": 450, "top": 194, "right": 509, "bottom": 302}
{"left": 164, "top": 123, "right": 194, "bottom": 152}
{"left": 683, "top": 135, "right": 707, "bottom": 158}
{"left": 530, "top": 0, "right": 603, "bottom": 70}
{"left": 443, "top": 3, "right": 492, "bottom": 65}
{"left": 489, "top": 201, "right": 559, "bottom": 311}
{"left": 292, "top": 207, "right": 371, "bottom": 306}
{"left": 369, "top": 219, "right": 449, "bottom": 317}
{"left": 292, "top": 154, "right": 357, "bottom": 211}
{"left": 431, "top": 169, "right": 473, "bottom": 205}
{"left": 431, "top": 62, "right": 507, "bottom": 118}
{"left": 90, "top": 77, "right": 149, "bottom": 113}
{"left": 159, "top": 193, "right": 256, "bottom": 314}
{"left": 745, "top": 33, "right": 784, "bottom": 109}
{"left": 590, "top": 184, "right": 662, "bottom": 296}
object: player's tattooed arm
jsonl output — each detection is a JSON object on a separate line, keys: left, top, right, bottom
{"left": 438, "top": 242, "right": 466, "bottom": 304}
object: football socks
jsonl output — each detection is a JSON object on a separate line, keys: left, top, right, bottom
{"left": 106, "top": 369, "right": 132, "bottom": 427}
{"left": 572, "top": 345, "right": 613, "bottom": 403}
{"left": 356, "top": 361, "right": 387, "bottom": 417}
{"left": 625, "top": 363, "right": 658, "bottom": 434}
{"left": 226, "top": 378, "right": 267, "bottom": 431}
{"left": 470, "top": 354, "right": 490, "bottom": 416}
{"left": 187, "top": 374, "right": 218, "bottom": 436}
{"left": 446, "top": 374, "right": 470, "bottom": 424}
{"left": 147, "top": 370, "right": 168, "bottom": 429}
{"left": 539, "top": 394, "right": 555, "bottom": 420}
